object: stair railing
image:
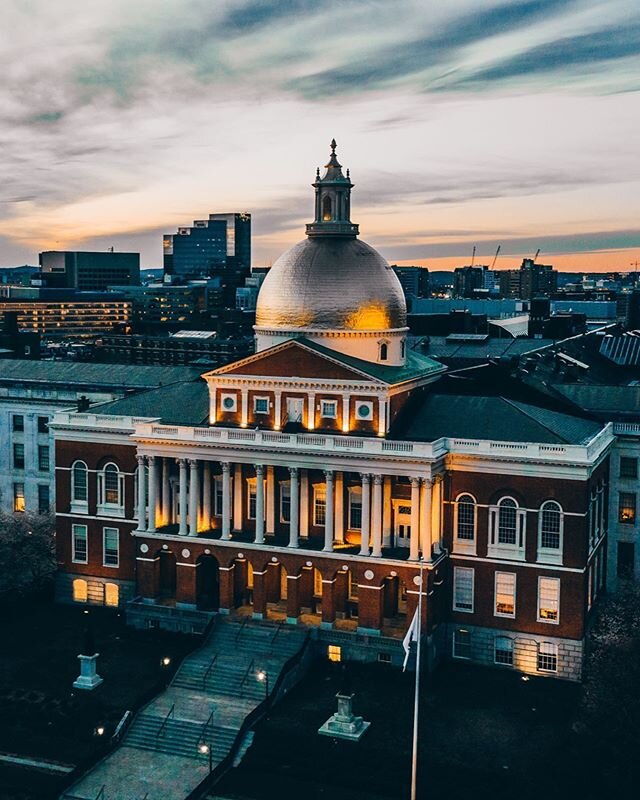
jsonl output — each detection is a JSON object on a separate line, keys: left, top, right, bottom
{"left": 238, "top": 657, "right": 255, "bottom": 696}
{"left": 235, "top": 616, "right": 248, "bottom": 644}
{"left": 268, "top": 621, "right": 285, "bottom": 654}
{"left": 202, "top": 654, "right": 218, "bottom": 691}
{"left": 156, "top": 703, "right": 175, "bottom": 740}
{"left": 196, "top": 710, "right": 215, "bottom": 752}
{"left": 96, "top": 788, "right": 105, "bottom": 800}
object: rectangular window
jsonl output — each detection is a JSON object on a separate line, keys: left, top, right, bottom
{"left": 247, "top": 482, "right": 257, "bottom": 520}
{"left": 13, "top": 483, "right": 25, "bottom": 512}
{"left": 320, "top": 400, "right": 337, "bottom": 419}
{"left": 103, "top": 527, "right": 119, "bottom": 567}
{"left": 537, "top": 641, "right": 558, "bottom": 673}
{"left": 619, "top": 492, "right": 636, "bottom": 525}
{"left": 37, "top": 416, "right": 49, "bottom": 434}
{"left": 620, "top": 456, "right": 638, "bottom": 479}
{"left": 453, "top": 628, "right": 471, "bottom": 659}
{"left": 314, "top": 489, "right": 326, "bottom": 526}
{"left": 280, "top": 483, "right": 291, "bottom": 523}
{"left": 214, "top": 477, "right": 223, "bottom": 516}
{"left": 453, "top": 567, "right": 474, "bottom": 612}
{"left": 38, "top": 445, "right": 50, "bottom": 472}
{"left": 38, "top": 484, "right": 50, "bottom": 515}
{"left": 348, "top": 490, "right": 362, "bottom": 530}
{"left": 254, "top": 396, "right": 269, "bottom": 415}
{"left": 327, "top": 645, "right": 341, "bottom": 662}
{"left": 495, "top": 572, "right": 516, "bottom": 617}
{"left": 72, "top": 524, "right": 88, "bottom": 564}
{"left": 12, "top": 414, "right": 24, "bottom": 432}
{"left": 13, "top": 442, "right": 25, "bottom": 469}
{"left": 494, "top": 637, "right": 514, "bottom": 666}
{"left": 538, "top": 577, "right": 560, "bottom": 623}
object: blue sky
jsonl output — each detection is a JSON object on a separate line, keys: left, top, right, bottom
{"left": 0, "top": 0, "right": 639, "bottom": 270}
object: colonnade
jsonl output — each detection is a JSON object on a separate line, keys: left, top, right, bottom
{"left": 135, "top": 455, "right": 442, "bottom": 560}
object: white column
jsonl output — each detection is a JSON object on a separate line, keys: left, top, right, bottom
{"left": 136, "top": 455, "right": 146, "bottom": 532}
{"left": 254, "top": 465, "right": 265, "bottom": 544}
{"left": 307, "top": 393, "right": 316, "bottom": 430}
{"left": 178, "top": 458, "right": 188, "bottom": 536}
{"left": 359, "top": 473, "right": 371, "bottom": 556}
{"left": 409, "top": 477, "right": 420, "bottom": 561}
{"left": 378, "top": 398, "right": 387, "bottom": 436}
{"left": 420, "top": 478, "right": 432, "bottom": 559}
{"left": 147, "top": 456, "right": 157, "bottom": 534}
{"left": 274, "top": 390, "right": 282, "bottom": 430}
{"left": 323, "top": 470, "right": 334, "bottom": 552}
{"left": 233, "top": 464, "right": 243, "bottom": 531}
{"left": 288, "top": 467, "right": 299, "bottom": 548}
{"left": 209, "top": 388, "right": 217, "bottom": 425}
{"left": 161, "top": 457, "right": 170, "bottom": 527}
{"left": 241, "top": 388, "right": 249, "bottom": 427}
{"left": 266, "top": 465, "right": 275, "bottom": 535}
{"left": 334, "top": 472, "right": 344, "bottom": 544}
{"left": 383, "top": 476, "right": 392, "bottom": 547}
{"left": 221, "top": 462, "right": 231, "bottom": 540}
{"left": 431, "top": 476, "right": 442, "bottom": 555}
{"left": 342, "top": 395, "right": 350, "bottom": 433}
{"left": 189, "top": 459, "right": 199, "bottom": 535}
{"left": 300, "top": 469, "right": 309, "bottom": 538}
{"left": 371, "top": 474, "right": 383, "bottom": 557}
{"left": 202, "top": 461, "right": 212, "bottom": 530}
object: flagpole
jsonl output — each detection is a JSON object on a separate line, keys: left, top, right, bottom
{"left": 410, "top": 557, "right": 424, "bottom": 800}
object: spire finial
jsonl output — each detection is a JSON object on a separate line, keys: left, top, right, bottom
{"left": 330, "top": 138, "right": 337, "bottom": 154}
{"left": 316, "top": 167, "right": 321, "bottom": 179}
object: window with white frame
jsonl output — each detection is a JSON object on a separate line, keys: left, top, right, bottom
{"left": 494, "top": 636, "right": 514, "bottom": 666}
{"left": 254, "top": 396, "right": 269, "bottom": 415}
{"left": 103, "top": 527, "right": 119, "bottom": 567}
{"left": 314, "top": 486, "right": 326, "bottom": 526}
{"left": 489, "top": 496, "right": 525, "bottom": 557}
{"left": 379, "top": 341, "right": 389, "bottom": 362}
{"left": 455, "top": 494, "right": 476, "bottom": 552}
{"left": 214, "top": 476, "right": 224, "bottom": 516}
{"left": 538, "top": 577, "right": 560, "bottom": 623}
{"left": 539, "top": 501, "right": 563, "bottom": 559}
{"left": 355, "top": 401, "right": 373, "bottom": 421}
{"left": 453, "top": 628, "right": 471, "bottom": 659}
{"left": 537, "top": 641, "right": 558, "bottom": 672}
{"left": 280, "top": 482, "right": 291, "bottom": 523}
{"left": 247, "top": 480, "right": 257, "bottom": 520}
{"left": 320, "top": 400, "right": 337, "bottom": 419}
{"left": 494, "top": 572, "right": 516, "bottom": 617}
{"left": 498, "top": 498, "right": 518, "bottom": 544}
{"left": 98, "top": 462, "right": 124, "bottom": 512}
{"left": 453, "top": 566, "right": 474, "bottom": 612}
{"left": 221, "top": 393, "right": 237, "bottom": 412}
{"left": 348, "top": 487, "right": 362, "bottom": 530}
{"left": 72, "top": 524, "right": 88, "bottom": 564}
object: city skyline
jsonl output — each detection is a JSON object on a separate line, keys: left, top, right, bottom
{"left": 1, "top": 0, "right": 639, "bottom": 272}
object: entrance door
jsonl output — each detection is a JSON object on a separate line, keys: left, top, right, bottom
{"left": 286, "top": 397, "right": 304, "bottom": 424}
{"left": 394, "top": 504, "right": 412, "bottom": 548}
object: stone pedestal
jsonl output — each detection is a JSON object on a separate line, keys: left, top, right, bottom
{"left": 318, "top": 692, "right": 370, "bottom": 741}
{"left": 73, "top": 653, "right": 103, "bottom": 691}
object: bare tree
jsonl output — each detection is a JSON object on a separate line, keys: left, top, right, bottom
{"left": 0, "top": 512, "right": 56, "bottom": 598}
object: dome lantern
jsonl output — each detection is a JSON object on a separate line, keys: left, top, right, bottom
{"left": 306, "top": 139, "right": 359, "bottom": 238}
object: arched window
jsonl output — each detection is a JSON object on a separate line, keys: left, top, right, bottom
{"left": 98, "top": 462, "right": 124, "bottom": 513}
{"left": 322, "top": 195, "right": 332, "bottom": 221}
{"left": 497, "top": 498, "right": 518, "bottom": 545}
{"left": 400, "top": 339, "right": 406, "bottom": 359}
{"left": 71, "top": 461, "right": 88, "bottom": 510}
{"left": 72, "top": 578, "right": 88, "bottom": 603}
{"left": 456, "top": 494, "right": 476, "bottom": 542}
{"left": 538, "top": 500, "right": 563, "bottom": 561}
{"left": 379, "top": 342, "right": 388, "bottom": 362}
{"left": 105, "top": 583, "right": 119, "bottom": 607}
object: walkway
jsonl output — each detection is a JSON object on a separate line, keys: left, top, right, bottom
{"left": 60, "top": 619, "right": 308, "bottom": 800}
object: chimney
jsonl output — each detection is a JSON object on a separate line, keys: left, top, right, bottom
{"left": 77, "top": 395, "right": 90, "bottom": 412}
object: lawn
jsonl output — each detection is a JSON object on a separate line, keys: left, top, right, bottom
{"left": 0, "top": 597, "right": 198, "bottom": 799}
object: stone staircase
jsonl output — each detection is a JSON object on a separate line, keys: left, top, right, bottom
{"left": 60, "top": 619, "right": 308, "bottom": 800}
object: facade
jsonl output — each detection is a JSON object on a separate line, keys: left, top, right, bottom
{"left": 1, "top": 360, "right": 200, "bottom": 515}
{"left": 499, "top": 259, "right": 558, "bottom": 300}
{"left": 39, "top": 251, "right": 140, "bottom": 290}
{"left": 391, "top": 266, "right": 430, "bottom": 301}
{"left": 53, "top": 143, "right": 613, "bottom": 680}
{"left": 95, "top": 331, "right": 254, "bottom": 367}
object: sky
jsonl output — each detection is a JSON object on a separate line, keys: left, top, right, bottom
{"left": 1, "top": 0, "right": 639, "bottom": 272}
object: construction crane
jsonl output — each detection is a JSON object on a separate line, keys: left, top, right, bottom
{"left": 532, "top": 248, "right": 540, "bottom": 263}
{"left": 470, "top": 245, "right": 476, "bottom": 267}
{"left": 490, "top": 245, "right": 501, "bottom": 269}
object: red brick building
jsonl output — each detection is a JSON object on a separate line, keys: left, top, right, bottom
{"left": 53, "top": 143, "right": 612, "bottom": 680}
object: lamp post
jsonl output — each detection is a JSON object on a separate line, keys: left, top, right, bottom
{"left": 256, "top": 669, "right": 269, "bottom": 698}
{"left": 199, "top": 743, "right": 212, "bottom": 773}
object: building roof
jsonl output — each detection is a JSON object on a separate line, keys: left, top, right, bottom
{"left": 551, "top": 384, "right": 640, "bottom": 417}
{"left": 420, "top": 336, "right": 554, "bottom": 364}
{"left": 392, "top": 392, "right": 601, "bottom": 445}
{"left": 0, "top": 359, "right": 202, "bottom": 389}
{"left": 92, "top": 379, "right": 210, "bottom": 425}
{"left": 487, "top": 314, "right": 530, "bottom": 338}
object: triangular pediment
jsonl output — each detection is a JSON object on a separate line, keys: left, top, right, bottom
{"left": 205, "top": 339, "right": 383, "bottom": 383}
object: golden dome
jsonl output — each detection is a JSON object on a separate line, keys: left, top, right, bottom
{"left": 255, "top": 236, "right": 407, "bottom": 331}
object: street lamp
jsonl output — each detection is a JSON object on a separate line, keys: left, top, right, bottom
{"left": 256, "top": 669, "right": 269, "bottom": 698}
{"left": 161, "top": 656, "right": 171, "bottom": 668}
{"left": 199, "top": 742, "right": 212, "bottom": 773}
